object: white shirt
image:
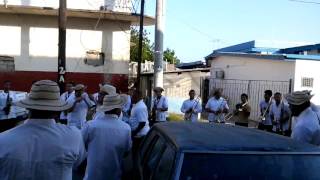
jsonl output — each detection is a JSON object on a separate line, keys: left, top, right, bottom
{"left": 93, "top": 92, "right": 99, "bottom": 104}
{"left": 205, "top": 97, "right": 229, "bottom": 122}
{"left": 181, "top": 99, "right": 202, "bottom": 122}
{"left": 260, "top": 100, "right": 273, "bottom": 125}
{"left": 152, "top": 96, "right": 168, "bottom": 122}
{"left": 269, "top": 102, "right": 291, "bottom": 131}
{"left": 0, "top": 91, "right": 18, "bottom": 120}
{"left": 122, "top": 95, "right": 132, "bottom": 123}
{"left": 291, "top": 107, "right": 320, "bottom": 146}
{"left": 59, "top": 91, "right": 74, "bottom": 120}
{"left": 0, "top": 119, "right": 86, "bottom": 180}
{"left": 129, "top": 100, "right": 150, "bottom": 137}
{"left": 82, "top": 114, "right": 132, "bottom": 180}
{"left": 67, "top": 93, "right": 91, "bottom": 129}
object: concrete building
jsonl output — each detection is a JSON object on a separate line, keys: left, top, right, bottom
{"left": 141, "top": 68, "right": 210, "bottom": 114}
{"left": 205, "top": 41, "right": 320, "bottom": 120}
{"left": 0, "top": 1, "right": 154, "bottom": 93}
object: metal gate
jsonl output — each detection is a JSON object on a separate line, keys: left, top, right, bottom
{"left": 205, "top": 78, "right": 292, "bottom": 121}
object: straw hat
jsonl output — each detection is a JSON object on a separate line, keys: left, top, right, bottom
{"left": 285, "top": 91, "right": 314, "bottom": 105}
{"left": 100, "top": 84, "right": 116, "bottom": 95}
{"left": 74, "top": 84, "right": 85, "bottom": 91}
{"left": 97, "top": 93, "right": 127, "bottom": 112}
{"left": 153, "top": 87, "right": 164, "bottom": 92}
{"left": 15, "top": 80, "right": 72, "bottom": 111}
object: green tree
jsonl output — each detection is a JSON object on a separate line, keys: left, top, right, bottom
{"left": 163, "top": 48, "right": 180, "bottom": 65}
{"left": 130, "top": 28, "right": 154, "bottom": 63}
{"left": 130, "top": 28, "right": 180, "bottom": 65}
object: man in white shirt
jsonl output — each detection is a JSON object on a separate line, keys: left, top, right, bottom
{"left": 151, "top": 87, "right": 168, "bottom": 125}
{"left": 59, "top": 82, "right": 74, "bottom": 124}
{"left": 258, "top": 90, "right": 273, "bottom": 132}
{"left": 286, "top": 91, "right": 320, "bottom": 146}
{"left": 269, "top": 92, "right": 291, "bottom": 136}
{"left": 82, "top": 93, "right": 132, "bottom": 180}
{"left": 0, "top": 80, "right": 19, "bottom": 132}
{"left": 122, "top": 87, "right": 134, "bottom": 124}
{"left": 67, "top": 84, "right": 93, "bottom": 129}
{"left": 91, "top": 84, "right": 117, "bottom": 121}
{"left": 181, "top": 90, "right": 202, "bottom": 122}
{"left": 129, "top": 90, "right": 150, "bottom": 151}
{"left": 0, "top": 80, "right": 86, "bottom": 180}
{"left": 205, "top": 89, "right": 229, "bottom": 123}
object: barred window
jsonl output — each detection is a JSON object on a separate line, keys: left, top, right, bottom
{"left": 301, "top": 77, "right": 314, "bottom": 88}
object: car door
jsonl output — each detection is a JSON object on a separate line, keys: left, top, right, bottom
{"left": 139, "top": 131, "right": 177, "bottom": 180}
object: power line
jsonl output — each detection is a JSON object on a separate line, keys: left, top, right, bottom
{"left": 288, "top": 0, "right": 320, "bottom": 5}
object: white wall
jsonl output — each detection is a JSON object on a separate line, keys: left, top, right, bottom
{"left": 1, "top": 0, "right": 132, "bottom": 12}
{"left": 210, "top": 56, "right": 295, "bottom": 81}
{"left": 0, "top": 14, "right": 130, "bottom": 74}
{"left": 294, "top": 60, "right": 320, "bottom": 105}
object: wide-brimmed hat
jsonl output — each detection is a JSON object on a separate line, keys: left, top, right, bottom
{"left": 15, "top": 80, "right": 72, "bottom": 111}
{"left": 74, "top": 84, "right": 85, "bottom": 91}
{"left": 285, "top": 91, "right": 314, "bottom": 105}
{"left": 100, "top": 84, "right": 116, "bottom": 95}
{"left": 153, "top": 87, "right": 164, "bottom": 92}
{"left": 97, "top": 93, "right": 127, "bottom": 112}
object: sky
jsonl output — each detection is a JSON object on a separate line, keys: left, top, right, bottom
{"left": 139, "top": 0, "right": 320, "bottom": 63}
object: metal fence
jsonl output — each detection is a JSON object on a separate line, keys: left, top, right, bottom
{"left": 208, "top": 78, "right": 292, "bottom": 121}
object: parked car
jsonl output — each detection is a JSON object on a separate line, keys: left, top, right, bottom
{"left": 138, "top": 122, "right": 320, "bottom": 180}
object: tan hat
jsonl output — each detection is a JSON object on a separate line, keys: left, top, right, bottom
{"left": 153, "top": 87, "right": 164, "bottom": 92}
{"left": 74, "top": 84, "right": 85, "bottom": 91}
{"left": 97, "top": 93, "right": 127, "bottom": 112}
{"left": 285, "top": 91, "right": 314, "bottom": 105}
{"left": 100, "top": 84, "right": 116, "bottom": 95}
{"left": 15, "top": 80, "right": 72, "bottom": 111}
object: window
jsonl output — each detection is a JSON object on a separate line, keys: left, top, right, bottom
{"left": 179, "top": 153, "right": 320, "bottom": 179}
{"left": 142, "top": 136, "right": 166, "bottom": 179}
{"left": 301, "top": 77, "right": 314, "bottom": 88}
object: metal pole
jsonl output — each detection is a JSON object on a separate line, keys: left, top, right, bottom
{"left": 154, "top": 0, "right": 165, "bottom": 88}
{"left": 58, "top": 0, "right": 67, "bottom": 94}
{"left": 136, "top": 0, "right": 145, "bottom": 91}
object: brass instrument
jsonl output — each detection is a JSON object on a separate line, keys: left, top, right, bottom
{"left": 224, "top": 101, "right": 249, "bottom": 122}
{"left": 184, "top": 96, "right": 201, "bottom": 121}
{"left": 260, "top": 97, "right": 273, "bottom": 121}
{"left": 217, "top": 98, "right": 228, "bottom": 123}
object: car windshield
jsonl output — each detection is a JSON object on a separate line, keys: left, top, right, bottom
{"left": 180, "top": 152, "right": 320, "bottom": 180}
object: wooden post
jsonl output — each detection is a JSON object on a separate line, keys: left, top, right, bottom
{"left": 58, "top": 0, "right": 67, "bottom": 94}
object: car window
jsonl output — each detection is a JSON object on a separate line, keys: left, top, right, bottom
{"left": 143, "top": 135, "right": 166, "bottom": 179}
{"left": 179, "top": 153, "right": 320, "bottom": 180}
{"left": 153, "top": 145, "right": 176, "bottom": 180}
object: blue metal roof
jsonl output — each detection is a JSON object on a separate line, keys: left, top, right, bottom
{"left": 285, "top": 54, "right": 320, "bottom": 61}
{"left": 280, "top": 43, "right": 320, "bottom": 54}
{"left": 209, "top": 52, "right": 285, "bottom": 60}
{"left": 207, "top": 52, "right": 320, "bottom": 61}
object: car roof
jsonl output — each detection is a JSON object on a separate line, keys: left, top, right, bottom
{"left": 153, "top": 122, "right": 319, "bottom": 152}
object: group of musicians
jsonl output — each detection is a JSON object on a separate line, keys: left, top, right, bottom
{"left": 0, "top": 80, "right": 310, "bottom": 138}
{"left": 177, "top": 88, "right": 293, "bottom": 137}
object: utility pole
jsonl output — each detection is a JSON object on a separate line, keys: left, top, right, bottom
{"left": 136, "top": 0, "right": 145, "bottom": 91}
{"left": 58, "top": 0, "right": 67, "bottom": 94}
{"left": 154, "top": 0, "right": 165, "bottom": 88}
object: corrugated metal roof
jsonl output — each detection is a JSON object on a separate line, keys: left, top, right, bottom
{"left": 280, "top": 43, "right": 320, "bottom": 54}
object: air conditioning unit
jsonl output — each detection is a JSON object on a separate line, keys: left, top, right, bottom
{"left": 215, "top": 70, "right": 225, "bottom": 79}
{"left": 84, "top": 50, "right": 105, "bottom": 67}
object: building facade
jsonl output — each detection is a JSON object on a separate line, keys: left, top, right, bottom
{"left": 0, "top": 0, "right": 154, "bottom": 93}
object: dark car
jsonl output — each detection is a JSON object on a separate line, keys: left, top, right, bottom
{"left": 138, "top": 122, "right": 320, "bottom": 180}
